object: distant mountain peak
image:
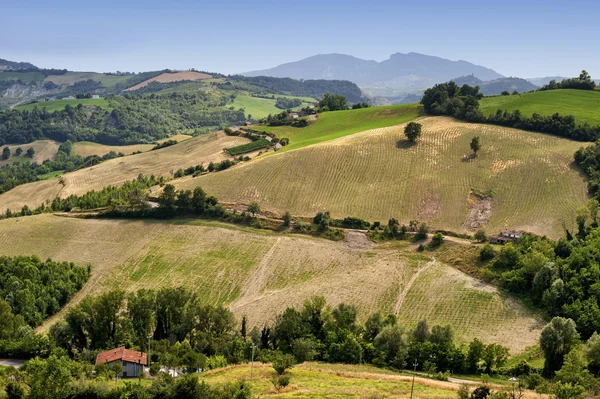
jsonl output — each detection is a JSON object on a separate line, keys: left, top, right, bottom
{"left": 242, "top": 52, "right": 504, "bottom": 86}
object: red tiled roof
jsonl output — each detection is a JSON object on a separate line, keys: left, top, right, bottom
{"left": 95, "top": 347, "right": 147, "bottom": 366}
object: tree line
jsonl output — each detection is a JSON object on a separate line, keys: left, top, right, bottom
{"left": 476, "top": 208, "right": 600, "bottom": 342}
{"left": 421, "top": 80, "right": 600, "bottom": 142}
{"left": 0, "top": 140, "right": 123, "bottom": 195}
{"left": 0, "top": 92, "right": 247, "bottom": 146}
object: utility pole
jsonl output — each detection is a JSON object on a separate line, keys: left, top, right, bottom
{"left": 250, "top": 344, "right": 256, "bottom": 380}
{"left": 410, "top": 359, "right": 418, "bottom": 399}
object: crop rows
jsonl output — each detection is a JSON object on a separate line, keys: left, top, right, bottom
{"left": 181, "top": 117, "right": 587, "bottom": 237}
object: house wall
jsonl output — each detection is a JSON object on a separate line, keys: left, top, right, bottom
{"left": 122, "top": 361, "right": 144, "bottom": 378}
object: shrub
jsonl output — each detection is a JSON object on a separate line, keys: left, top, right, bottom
{"left": 272, "top": 353, "right": 295, "bottom": 375}
{"left": 272, "top": 374, "right": 290, "bottom": 392}
{"left": 282, "top": 211, "right": 292, "bottom": 227}
{"left": 149, "top": 363, "right": 160, "bottom": 376}
{"left": 474, "top": 229, "right": 488, "bottom": 243}
{"left": 479, "top": 244, "right": 496, "bottom": 261}
{"left": 404, "top": 122, "right": 422, "bottom": 142}
{"left": 471, "top": 385, "right": 491, "bottom": 399}
{"left": 415, "top": 223, "right": 429, "bottom": 240}
{"left": 430, "top": 232, "right": 444, "bottom": 247}
{"left": 292, "top": 338, "right": 316, "bottom": 363}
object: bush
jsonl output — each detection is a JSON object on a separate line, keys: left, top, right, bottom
{"left": 479, "top": 244, "right": 496, "bottom": 261}
{"left": 404, "top": 122, "right": 422, "bottom": 142}
{"left": 415, "top": 223, "right": 429, "bottom": 240}
{"left": 471, "top": 385, "right": 491, "bottom": 399}
{"left": 430, "top": 232, "right": 444, "bottom": 247}
{"left": 272, "top": 353, "right": 295, "bottom": 375}
{"left": 292, "top": 338, "right": 316, "bottom": 363}
{"left": 474, "top": 229, "right": 488, "bottom": 243}
{"left": 272, "top": 374, "right": 290, "bottom": 392}
{"left": 282, "top": 211, "right": 292, "bottom": 227}
{"left": 149, "top": 363, "right": 160, "bottom": 376}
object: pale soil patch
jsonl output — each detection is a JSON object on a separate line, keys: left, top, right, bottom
{"left": 491, "top": 159, "right": 522, "bottom": 174}
{"left": 418, "top": 194, "right": 442, "bottom": 221}
{"left": 124, "top": 71, "right": 211, "bottom": 91}
{"left": 0, "top": 132, "right": 250, "bottom": 212}
{"left": 343, "top": 230, "right": 374, "bottom": 250}
{"left": 463, "top": 194, "right": 493, "bottom": 230}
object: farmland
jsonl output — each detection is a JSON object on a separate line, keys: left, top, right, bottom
{"left": 124, "top": 71, "right": 212, "bottom": 91}
{"left": 177, "top": 117, "right": 588, "bottom": 238}
{"left": 0, "top": 131, "right": 249, "bottom": 212}
{"left": 16, "top": 97, "right": 110, "bottom": 112}
{"left": 257, "top": 103, "right": 422, "bottom": 152}
{"left": 226, "top": 138, "right": 271, "bottom": 155}
{"left": 0, "top": 139, "right": 60, "bottom": 166}
{"left": 71, "top": 134, "right": 192, "bottom": 157}
{"left": 0, "top": 214, "right": 543, "bottom": 352}
{"left": 0, "top": 71, "right": 46, "bottom": 82}
{"left": 197, "top": 363, "right": 546, "bottom": 398}
{"left": 479, "top": 89, "right": 600, "bottom": 126}
{"left": 230, "top": 95, "right": 311, "bottom": 119}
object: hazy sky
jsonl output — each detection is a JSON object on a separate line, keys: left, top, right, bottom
{"left": 2, "top": 0, "right": 599, "bottom": 78}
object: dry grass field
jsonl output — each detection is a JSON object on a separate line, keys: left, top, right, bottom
{"left": 197, "top": 363, "right": 548, "bottom": 398}
{"left": 71, "top": 134, "right": 193, "bottom": 157}
{"left": 0, "top": 140, "right": 60, "bottom": 166}
{"left": 0, "top": 132, "right": 249, "bottom": 212}
{"left": 124, "top": 71, "right": 212, "bottom": 91}
{"left": 0, "top": 214, "right": 543, "bottom": 352}
{"left": 176, "top": 116, "right": 588, "bottom": 238}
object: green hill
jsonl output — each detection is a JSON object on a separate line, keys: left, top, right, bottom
{"left": 16, "top": 98, "right": 110, "bottom": 111}
{"left": 257, "top": 103, "right": 422, "bottom": 152}
{"left": 479, "top": 89, "right": 600, "bottom": 126}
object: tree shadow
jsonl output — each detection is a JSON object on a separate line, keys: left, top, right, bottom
{"left": 396, "top": 140, "right": 417, "bottom": 149}
{"left": 461, "top": 153, "right": 478, "bottom": 162}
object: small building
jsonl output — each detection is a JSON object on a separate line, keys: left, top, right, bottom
{"left": 96, "top": 347, "right": 147, "bottom": 378}
{"left": 91, "top": 94, "right": 100, "bottom": 99}
{"left": 264, "top": 136, "right": 273, "bottom": 142}
{"left": 489, "top": 230, "right": 524, "bottom": 245}
{"left": 274, "top": 142, "right": 283, "bottom": 151}
{"left": 287, "top": 112, "right": 299, "bottom": 120}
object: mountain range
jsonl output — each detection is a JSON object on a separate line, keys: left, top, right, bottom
{"left": 243, "top": 52, "right": 509, "bottom": 99}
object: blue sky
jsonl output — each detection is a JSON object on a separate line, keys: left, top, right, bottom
{"left": 1, "top": 0, "right": 599, "bottom": 78}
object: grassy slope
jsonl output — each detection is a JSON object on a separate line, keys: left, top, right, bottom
{"left": 16, "top": 98, "right": 110, "bottom": 112}
{"left": 0, "top": 215, "right": 542, "bottom": 352}
{"left": 0, "top": 132, "right": 249, "bottom": 212}
{"left": 176, "top": 117, "right": 587, "bottom": 238}
{"left": 480, "top": 89, "right": 600, "bottom": 125}
{"left": 258, "top": 103, "right": 423, "bottom": 152}
{"left": 0, "top": 71, "right": 46, "bottom": 82}
{"left": 230, "top": 95, "right": 310, "bottom": 119}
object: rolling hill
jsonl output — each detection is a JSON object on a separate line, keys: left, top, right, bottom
{"left": 479, "top": 89, "right": 600, "bottom": 126}
{"left": 174, "top": 116, "right": 588, "bottom": 238}
{"left": 0, "top": 131, "right": 249, "bottom": 212}
{"left": 0, "top": 214, "right": 543, "bottom": 352}
{"left": 451, "top": 75, "right": 539, "bottom": 95}
{"left": 258, "top": 103, "right": 422, "bottom": 152}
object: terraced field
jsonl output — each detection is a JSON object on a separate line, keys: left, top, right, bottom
{"left": 0, "top": 214, "right": 542, "bottom": 352}
{"left": 0, "top": 131, "right": 249, "bottom": 212}
{"left": 72, "top": 134, "right": 192, "bottom": 157}
{"left": 480, "top": 89, "right": 600, "bottom": 126}
{"left": 176, "top": 117, "right": 588, "bottom": 237}
{"left": 0, "top": 140, "right": 60, "bottom": 166}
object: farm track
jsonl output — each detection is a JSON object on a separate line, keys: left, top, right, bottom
{"left": 0, "top": 214, "right": 544, "bottom": 352}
